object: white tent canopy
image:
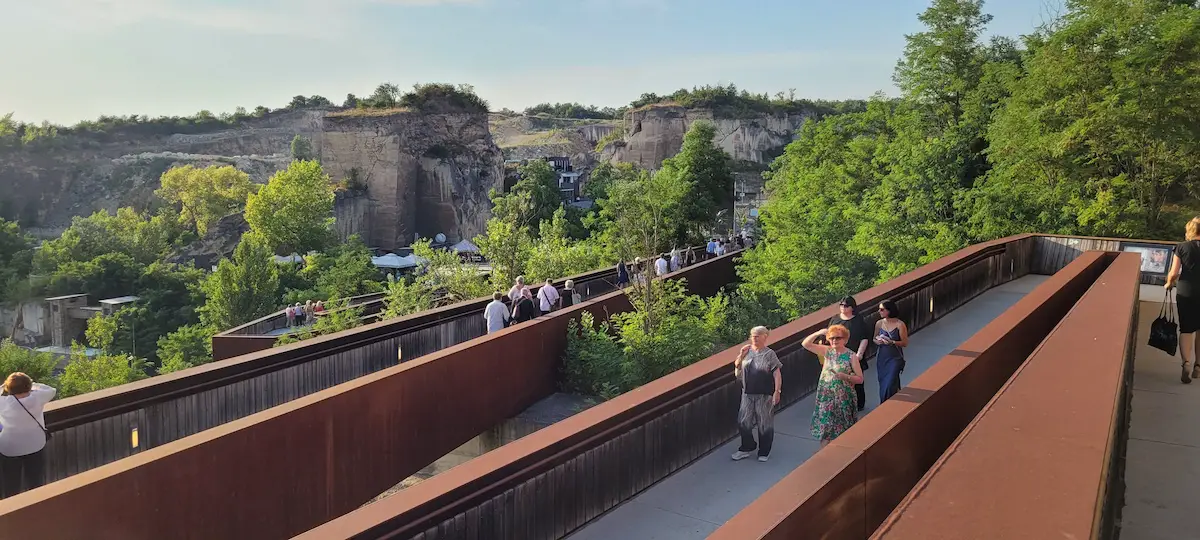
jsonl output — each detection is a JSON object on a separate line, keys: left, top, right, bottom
{"left": 450, "top": 239, "right": 481, "bottom": 253}
{"left": 371, "top": 253, "right": 425, "bottom": 269}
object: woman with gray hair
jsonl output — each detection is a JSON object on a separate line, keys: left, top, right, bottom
{"left": 731, "top": 326, "right": 783, "bottom": 462}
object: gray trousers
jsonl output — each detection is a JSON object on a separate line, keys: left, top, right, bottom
{"left": 737, "top": 393, "right": 776, "bottom": 456}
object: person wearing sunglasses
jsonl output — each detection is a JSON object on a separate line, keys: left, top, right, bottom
{"left": 802, "top": 324, "right": 864, "bottom": 447}
{"left": 830, "top": 296, "right": 871, "bottom": 411}
{"left": 873, "top": 299, "right": 909, "bottom": 403}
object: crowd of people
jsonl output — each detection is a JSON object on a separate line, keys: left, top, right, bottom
{"left": 729, "top": 296, "right": 910, "bottom": 461}
{"left": 484, "top": 238, "right": 752, "bottom": 334}
{"left": 285, "top": 300, "right": 326, "bottom": 328}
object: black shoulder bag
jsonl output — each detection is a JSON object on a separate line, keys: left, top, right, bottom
{"left": 1149, "top": 289, "right": 1179, "bottom": 356}
{"left": 13, "top": 395, "right": 51, "bottom": 441}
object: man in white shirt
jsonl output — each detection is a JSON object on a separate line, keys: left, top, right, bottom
{"left": 484, "top": 292, "right": 510, "bottom": 334}
{"left": 537, "top": 279, "right": 560, "bottom": 315}
{"left": 507, "top": 275, "right": 525, "bottom": 303}
{"left": 655, "top": 254, "right": 669, "bottom": 276}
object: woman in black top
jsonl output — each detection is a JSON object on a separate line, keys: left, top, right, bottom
{"left": 1166, "top": 217, "right": 1200, "bottom": 383}
{"left": 512, "top": 287, "right": 539, "bottom": 324}
{"left": 829, "top": 296, "right": 871, "bottom": 411}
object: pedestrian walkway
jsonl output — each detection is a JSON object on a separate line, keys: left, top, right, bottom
{"left": 1119, "top": 285, "right": 1200, "bottom": 540}
{"left": 568, "top": 275, "right": 1049, "bottom": 540}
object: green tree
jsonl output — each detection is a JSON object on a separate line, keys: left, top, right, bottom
{"left": 596, "top": 167, "right": 689, "bottom": 265}
{"left": 199, "top": 231, "right": 281, "bottom": 330}
{"left": 244, "top": 160, "right": 335, "bottom": 254}
{"left": 659, "top": 121, "right": 734, "bottom": 240}
{"left": 0, "top": 340, "right": 57, "bottom": 384}
{"left": 156, "top": 323, "right": 214, "bottom": 374}
{"left": 513, "top": 160, "right": 563, "bottom": 232}
{"left": 290, "top": 135, "right": 314, "bottom": 161}
{"left": 524, "top": 208, "right": 605, "bottom": 283}
{"left": 737, "top": 105, "right": 886, "bottom": 316}
{"left": 583, "top": 162, "right": 639, "bottom": 202}
{"left": 410, "top": 240, "right": 490, "bottom": 304}
{"left": 284, "top": 235, "right": 384, "bottom": 303}
{"left": 0, "top": 218, "right": 33, "bottom": 304}
{"left": 35, "top": 207, "right": 177, "bottom": 272}
{"left": 381, "top": 276, "right": 434, "bottom": 319}
{"left": 894, "top": 0, "right": 993, "bottom": 124}
{"left": 157, "top": 165, "right": 257, "bottom": 236}
{"left": 476, "top": 188, "right": 534, "bottom": 289}
{"left": 562, "top": 278, "right": 724, "bottom": 398}
{"left": 45, "top": 252, "right": 143, "bottom": 301}
{"left": 57, "top": 346, "right": 148, "bottom": 398}
{"left": 969, "top": 0, "right": 1200, "bottom": 240}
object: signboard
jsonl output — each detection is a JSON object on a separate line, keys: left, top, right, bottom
{"left": 1121, "top": 242, "right": 1172, "bottom": 276}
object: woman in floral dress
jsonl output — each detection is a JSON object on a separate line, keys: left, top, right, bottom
{"left": 802, "top": 325, "right": 864, "bottom": 446}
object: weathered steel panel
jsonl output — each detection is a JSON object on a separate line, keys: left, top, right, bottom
{"left": 708, "top": 250, "right": 1115, "bottom": 540}
{"left": 874, "top": 253, "right": 1140, "bottom": 540}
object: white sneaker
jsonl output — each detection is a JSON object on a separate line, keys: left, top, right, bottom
{"left": 731, "top": 451, "right": 752, "bottom": 461}
{"left": 757, "top": 456, "right": 769, "bottom": 462}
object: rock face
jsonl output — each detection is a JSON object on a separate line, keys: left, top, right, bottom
{"left": 603, "top": 104, "right": 815, "bottom": 170}
{"left": 320, "top": 111, "right": 503, "bottom": 251}
{"left": 0, "top": 109, "right": 325, "bottom": 237}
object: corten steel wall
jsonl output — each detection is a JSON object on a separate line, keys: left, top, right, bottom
{"left": 290, "top": 235, "right": 1039, "bottom": 540}
{"left": 1034, "top": 235, "right": 1172, "bottom": 284}
{"left": 872, "top": 253, "right": 1140, "bottom": 540}
{"left": 0, "top": 254, "right": 740, "bottom": 540}
{"left": 33, "top": 250, "right": 732, "bottom": 492}
{"left": 706, "top": 251, "right": 1116, "bottom": 540}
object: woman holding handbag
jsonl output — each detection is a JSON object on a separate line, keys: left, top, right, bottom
{"left": 0, "top": 372, "right": 56, "bottom": 498}
{"left": 874, "top": 299, "right": 909, "bottom": 404}
{"left": 1165, "top": 217, "right": 1200, "bottom": 384}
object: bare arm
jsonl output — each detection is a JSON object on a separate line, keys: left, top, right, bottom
{"left": 855, "top": 338, "right": 868, "bottom": 359}
{"left": 894, "top": 322, "right": 910, "bottom": 348}
{"left": 1167, "top": 254, "right": 1182, "bottom": 289}
{"left": 848, "top": 354, "right": 864, "bottom": 384}
{"left": 802, "top": 329, "right": 830, "bottom": 358}
{"left": 733, "top": 344, "right": 750, "bottom": 377}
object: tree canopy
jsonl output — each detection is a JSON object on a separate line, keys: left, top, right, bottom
{"left": 157, "top": 165, "right": 257, "bottom": 236}
{"left": 244, "top": 159, "right": 335, "bottom": 254}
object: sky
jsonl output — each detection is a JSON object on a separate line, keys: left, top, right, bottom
{"left": 1, "top": 0, "right": 1059, "bottom": 125}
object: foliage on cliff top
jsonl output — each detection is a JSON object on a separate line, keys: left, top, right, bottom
{"left": 349, "top": 82, "right": 490, "bottom": 115}
{"left": 524, "top": 102, "right": 623, "bottom": 120}
{"left": 628, "top": 84, "right": 869, "bottom": 119}
{"left": 0, "top": 100, "right": 332, "bottom": 151}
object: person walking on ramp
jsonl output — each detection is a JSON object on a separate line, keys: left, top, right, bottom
{"left": 804, "top": 325, "right": 863, "bottom": 447}
{"left": 731, "top": 326, "right": 783, "bottom": 462}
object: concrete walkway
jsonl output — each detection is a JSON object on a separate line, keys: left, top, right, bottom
{"left": 568, "top": 275, "right": 1049, "bottom": 540}
{"left": 1120, "top": 285, "right": 1200, "bottom": 540}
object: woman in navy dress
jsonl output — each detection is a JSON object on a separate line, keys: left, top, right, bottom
{"left": 873, "top": 299, "right": 909, "bottom": 403}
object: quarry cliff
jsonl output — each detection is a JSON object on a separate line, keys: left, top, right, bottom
{"left": 321, "top": 109, "right": 503, "bottom": 251}
{"left": 601, "top": 104, "right": 816, "bottom": 170}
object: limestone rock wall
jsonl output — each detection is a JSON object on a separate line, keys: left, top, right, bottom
{"left": 320, "top": 112, "right": 503, "bottom": 251}
{"left": 0, "top": 109, "right": 325, "bottom": 235}
{"left": 604, "top": 105, "right": 814, "bottom": 170}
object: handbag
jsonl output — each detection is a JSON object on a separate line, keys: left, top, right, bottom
{"left": 13, "top": 395, "right": 51, "bottom": 442}
{"left": 1149, "top": 289, "right": 1179, "bottom": 356}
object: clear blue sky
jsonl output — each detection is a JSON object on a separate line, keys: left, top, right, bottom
{"left": 1, "top": 0, "right": 1058, "bottom": 124}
